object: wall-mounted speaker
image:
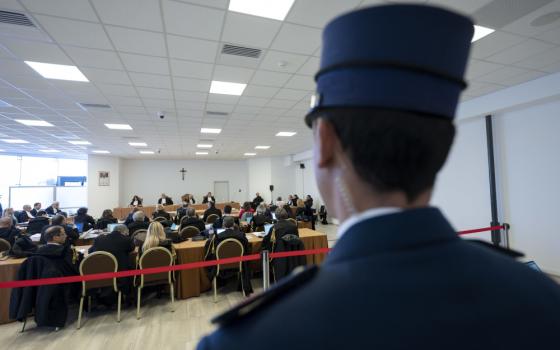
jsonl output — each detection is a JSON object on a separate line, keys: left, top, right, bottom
{"left": 299, "top": 163, "right": 305, "bottom": 169}
{"left": 269, "top": 185, "right": 274, "bottom": 191}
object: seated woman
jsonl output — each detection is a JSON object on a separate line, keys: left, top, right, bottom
{"left": 96, "top": 209, "right": 118, "bottom": 230}
{"left": 238, "top": 202, "right": 254, "bottom": 221}
{"left": 74, "top": 207, "right": 96, "bottom": 231}
{"left": 130, "top": 195, "right": 143, "bottom": 207}
{"left": 304, "top": 195, "right": 313, "bottom": 208}
{"left": 252, "top": 203, "right": 272, "bottom": 231}
{"left": 141, "top": 221, "right": 173, "bottom": 255}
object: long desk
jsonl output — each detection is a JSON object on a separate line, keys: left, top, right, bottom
{"left": 113, "top": 202, "right": 241, "bottom": 220}
{"left": 0, "top": 228, "right": 327, "bottom": 324}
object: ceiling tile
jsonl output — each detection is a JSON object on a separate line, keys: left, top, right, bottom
{"left": 222, "top": 12, "right": 282, "bottom": 48}
{"left": 251, "top": 70, "right": 292, "bottom": 87}
{"left": 465, "top": 59, "right": 504, "bottom": 80}
{"left": 137, "top": 87, "right": 173, "bottom": 99}
{"left": 427, "top": 0, "right": 493, "bottom": 14}
{"left": 63, "top": 46, "right": 123, "bottom": 70}
{"left": 129, "top": 72, "right": 172, "bottom": 89}
{"left": 212, "top": 65, "right": 254, "bottom": 83}
{"left": 80, "top": 68, "right": 132, "bottom": 85}
{"left": 0, "top": 38, "right": 73, "bottom": 64}
{"left": 536, "top": 26, "right": 560, "bottom": 45}
{"left": 120, "top": 53, "right": 169, "bottom": 75}
{"left": 274, "top": 88, "right": 309, "bottom": 101}
{"left": 173, "top": 77, "right": 211, "bottom": 92}
{"left": 476, "top": 66, "right": 531, "bottom": 85}
{"left": 92, "top": 0, "right": 163, "bottom": 31}
{"left": 284, "top": 74, "right": 315, "bottom": 90}
{"left": 94, "top": 83, "right": 138, "bottom": 97}
{"left": 106, "top": 26, "right": 166, "bottom": 57}
{"left": 167, "top": 35, "right": 219, "bottom": 62}
{"left": 170, "top": 59, "right": 213, "bottom": 79}
{"left": 162, "top": 0, "right": 225, "bottom": 40}
{"left": 34, "top": 15, "right": 112, "bottom": 50}
{"left": 486, "top": 39, "right": 556, "bottom": 65}
{"left": 259, "top": 50, "right": 308, "bottom": 73}
{"left": 286, "top": 0, "right": 361, "bottom": 28}
{"left": 271, "top": 23, "right": 321, "bottom": 55}
{"left": 22, "top": 0, "right": 98, "bottom": 21}
{"left": 514, "top": 47, "right": 560, "bottom": 70}
{"left": 243, "top": 85, "right": 279, "bottom": 98}
{"left": 471, "top": 31, "right": 527, "bottom": 59}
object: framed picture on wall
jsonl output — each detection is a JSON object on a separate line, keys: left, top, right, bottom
{"left": 98, "top": 171, "right": 110, "bottom": 186}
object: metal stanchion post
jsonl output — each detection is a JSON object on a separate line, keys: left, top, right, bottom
{"left": 262, "top": 250, "right": 270, "bottom": 291}
{"left": 502, "top": 223, "right": 510, "bottom": 249}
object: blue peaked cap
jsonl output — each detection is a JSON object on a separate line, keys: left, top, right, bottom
{"left": 305, "top": 5, "right": 474, "bottom": 127}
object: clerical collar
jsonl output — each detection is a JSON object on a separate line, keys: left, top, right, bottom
{"left": 337, "top": 207, "right": 402, "bottom": 239}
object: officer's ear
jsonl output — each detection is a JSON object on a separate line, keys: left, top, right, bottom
{"left": 313, "top": 118, "right": 338, "bottom": 169}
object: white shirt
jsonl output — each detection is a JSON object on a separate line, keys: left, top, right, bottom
{"left": 337, "top": 207, "right": 402, "bottom": 239}
{"left": 161, "top": 198, "right": 167, "bottom": 205}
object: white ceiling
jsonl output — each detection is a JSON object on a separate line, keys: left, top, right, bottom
{"left": 0, "top": 0, "right": 559, "bottom": 159}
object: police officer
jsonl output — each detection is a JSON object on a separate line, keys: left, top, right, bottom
{"left": 198, "top": 4, "right": 560, "bottom": 349}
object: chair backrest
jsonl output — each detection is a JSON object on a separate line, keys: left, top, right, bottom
{"left": 0, "top": 238, "right": 11, "bottom": 253}
{"left": 179, "top": 216, "right": 191, "bottom": 229}
{"left": 180, "top": 226, "right": 200, "bottom": 240}
{"left": 154, "top": 216, "right": 167, "bottom": 222}
{"left": 215, "top": 238, "right": 244, "bottom": 274}
{"left": 139, "top": 247, "right": 173, "bottom": 286}
{"left": 79, "top": 251, "right": 118, "bottom": 293}
{"left": 287, "top": 218, "right": 297, "bottom": 226}
{"left": 206, "top": 214, "right": 219, "bottom": 224}
{"left": 132, "top": 229, "right": 147, "bottom": 247}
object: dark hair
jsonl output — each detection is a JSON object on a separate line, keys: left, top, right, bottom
{"left": 319, "top": 108, "right": 455, "bottom": 202}
{"left": 37, "top": 210, "right": 46, "bottom": 216}
{"left": 275, "top": 208, "right": 289, "bottom": 220}
{"left": 102, "top": 209, "right": 113, "bottom": 219}
{"left": 33, "top": 202, "right": 41, "bottom": 207}
{"left": 209, "top": 201, "right": 216, "bottom": 208}
{"left": 45, "top": 225, "right": 64, "bottom": 242}
{"left": 224, "top": 205, "right": 232, "bottom": 214}
{"left": 51, "top": 215, "right": 65, "bottom": 225}
{"left": 242, "top": 202, "right": 251, "bottom": 211}
{"left": 223, "top": 216, "right": 235, "bottom": 228}
{"left": 77, "top": 207, "right": 88, "bottom": 215}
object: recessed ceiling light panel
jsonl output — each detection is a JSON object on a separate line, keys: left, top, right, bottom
{"left": 197, "top": 144, "right": 213, "bottom": 149}
{"left": 140, "top": 150, "right": 154, "bottom": 154}
{"left": 244, "top": 152, "right": 257, "bottom": 156}
{"left": 472, "top": 25, "right": 495, "bottom": 42}
{"left": 105, "top": 123, "right": 133, "bottom": 130}
{"left": 1, "top": 139, "right": 29, "bottom": 144}
{"left": 201, "top": 128, "right": 222, "bottom": 134}
{"left": 255, "top": 145, "right": 270, "bottom": 149}
{"left": 229, "top": 0, "right": 295, "bottom": 21}
{"left": 129, "top": 142, "right": 147, "bottom": 147}
{"left": 276, "top": 131, "right": 296, "bottom": 137}
{"left": 195, "top": 152, "right": 209, "bottom": 155}
{"left": 15, "top": 119, "right": 54, "bottom": 127}
{"left": 40, "top": 149, "right": 60, "bottom": 153}
{"left": 210, "top": 81, "right": 247, "bottom": 96}
{"left": 92, "top": 150, "right": 110, "bottom": 154}
{"left": 25, "top": 61, "right": 89, "bottom": 82}
{"left": 68, "top": 140, "right": 91, "bottom": 145}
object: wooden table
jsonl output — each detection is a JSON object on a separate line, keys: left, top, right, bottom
{"left": 173, "top": 228, "right": 328, "bottom": 299}
{"left": 0, "top": 228, "right": 327, "bottom": 324}
{"left": 113, "top": 202, "right": 241, "bottom": 220}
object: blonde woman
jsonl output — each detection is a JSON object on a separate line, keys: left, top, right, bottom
{"left": 142, "top": 221, "right": 173, "bottom": 254}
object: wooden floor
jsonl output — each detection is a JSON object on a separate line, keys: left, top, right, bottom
{"left": 0, "top": 223, "right": 340, "bottom": 350}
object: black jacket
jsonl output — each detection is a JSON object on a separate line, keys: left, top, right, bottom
{"left": 181, "top": 217, "right": 206, "bottom": 233}
{"left": 27, "top": 216, "right": 50, "bottom": 234}
{"left": 96, "top": 217, "right": 118, "bottom": 230}
{"left": 251, "top": 214, "right": 272, "bottom": 231}
{"left": 34, "top": 243, "right": 79, "bottom": 277}
{"left": 271, "top": 234, "right": 306, "bottom": 282}
{"left": 252, "top": 196, "right": 264, "bottom": 208}
{"left": 176, "top": 207, "right": 188, "bottom": 223}
{"left": 30, "top": 208, "right": 39, "bottom": 217}
{"left": 203, "top": 229, "right": 253, "bottom": 295}
{"left": 124, "top": 212, "right": 150, "bottom": 226}
{"left": 198, "top": 208, "right": 560, "bottom": 350}
{"left": 130, "top": 198, "right": 143, "bottom": 206}
{"left": 17, "top": 211, "right": 33, "bottom": 223}
{"left": 9, "top": 255, "right": 68, "bottom": 328}
{"left": 158, "top": 197, "right": 174, "bottom": 205}
{"left": 0, "top": 226, "right": 21, "bottom": 245}
{"left": 261, "top": 220, "right": 298, "bottom": 252}
{"left": 74, "top": 214, "right": 96, "bottom": 231}
{"left": 45, "top": 206, "right": 61, "bottom": 216}
{"left": 202, "top": 196, "right": 216, "bottom": 204}
{"left": 89, "top": 231, "right": 135, "bottom": 271}
{"left": 40, "top": 224, "right": 79, "bottom": 245}
{"left": 152, "top": 209, "right": 171, "bottom": 220}
{"left": 203, "top": 207, "right": 222, "bottom": 222}
{"left": 128, "top": 221, "right": 149, "bottom": 235}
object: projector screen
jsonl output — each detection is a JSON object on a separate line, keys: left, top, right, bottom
{"left": 9, "top": 186, "right": 55, "bottom": 210}
{"left": 55, "top": 186, "right": 87, "bottom": 209}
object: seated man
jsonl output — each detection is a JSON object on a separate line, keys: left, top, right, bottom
{"left": 40, "top": 215, "right": 79, "bottom": 245}
{"left": 124, "top": 207, "right": 149, "bottom": 226}
{"left": 45, "top": 201, "right": 62, "bottom": 216}
{"left": 152, "top": 204, "right": 171, "bottom": 221}
{"left": 252, "top": 192, "right": 264, "bottom": 209}
{"left": 203, "top": 201, "right": 222, "bottom": 223}
{"left": 157, "top": 193, "right": 173, "bottom": 206}
{"left": 203, "top": 216, "right": 253, "bottom": 295}
{"left": 176, "top": 201, "right": 190, "bottom": 223}
{"left": 74, "top": 207, "right": 96, "bottom": 232}
{"left": 262, "top": 208, "right": 298, "bottom": 251}
{"left": 127, "top": 211, "right": 149, "bottom": 235}
{"left": 252, "top": 204, "right": 272, "bottom": 231}
{"left": 30, "top": 202, "right": 42, "bottom": 217}
{"left": 0, "top": 216, "right": 21, "bottom": 246}
{"left": 27, "top": 210, "right": 50, "bottom": 234}
{"left": 202, "top": 192, "right": 216, "bottom": 204}
{"left": 35, "top": 226, "right": 80, "bottom": 277}
{"left": 89, "top": 224, "right": 134, "bottom": 284}
{"left": 17, "top": 205, "right": 34, "bottom": 223}
{"left": 181, "top": 208, "right": 206, "bottom": 232}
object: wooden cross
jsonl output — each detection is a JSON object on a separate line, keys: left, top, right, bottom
{"left": 179, "top": 167, "right": 187, "bottom": 181}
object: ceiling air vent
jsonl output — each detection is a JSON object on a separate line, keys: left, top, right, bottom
{"left": 78, "top": 103, "right": 111, "bottom": 109}
{"left": 206, "top": 111, "right": 229, "bottom": 116}
{"left": 0, "top": 11, "right": 35, "bottom": 27}
{"left": 221, "top": 44, "right": 261, "bottom": 59}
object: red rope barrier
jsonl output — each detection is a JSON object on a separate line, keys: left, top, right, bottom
{"left": 0, "top": 225, "right": 505, "bottom": 289}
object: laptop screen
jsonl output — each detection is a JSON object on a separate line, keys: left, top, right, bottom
{"left": 75, "top": 222, "right": 84, "bottom": 233}
{"left": 217, "top": 228, "right": 226, "bottom": 235}
{"left": 246, "top": 216, "right": 253, "bottom": 224}
{"left": 264, "top": 223, "right": 273, "bottom": 234}
{"left": 106, "top": 223, "right": 118, "bottom": 232}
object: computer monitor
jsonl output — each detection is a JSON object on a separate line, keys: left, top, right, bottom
{"left": 171, "top": 223, "right": 178, "bottom": 231}
{"left": 246, "top": 216, "right": 253, "bottom": 224}
{"left": 264, "top": 223, "right": 273, "bottom": 234}
{"left": 525, "top": 261, "right": 542, "bottom": 272}
{"left": 106, "top": 223, "right": 118, "bottom": 232}
{"left": 75, "top": 222, "right": 84, "bottom": 233}
{"left": 217, "top": 228, "right": 226, "bottom": 235}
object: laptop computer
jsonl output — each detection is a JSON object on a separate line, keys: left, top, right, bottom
{"left": 217, "top": 228, "right": 226, "bottom": 235}
{"left": 245, "top": 216, "right": 253, "bottom": 224}
{"left": 106, "top": 223, "right": 118, "bottom": 232}
{"left": 75, "top": 222, "right": 84, "bottom": 233}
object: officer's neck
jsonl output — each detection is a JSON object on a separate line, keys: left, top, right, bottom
{"left": 331, "top": 171, "right": 431, "bottom": 224}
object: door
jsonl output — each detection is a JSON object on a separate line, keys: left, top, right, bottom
{"left": 214, "top": 181, "right": 229, "bottom": 202}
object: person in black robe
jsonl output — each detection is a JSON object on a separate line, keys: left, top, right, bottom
{"left": 40, "top": 215, "right": 79, "bottom": 245}
{"left": 95, "top": 209, "right": 118, "bottom": 230}
{"left": 0, "top": 216, "right": 21, "bottom": 245}
{"left": 27, "top": 211, "right": 50, "bottom": 234}
{"left": 74, "top": 207, "right": 96, "bottom": 231}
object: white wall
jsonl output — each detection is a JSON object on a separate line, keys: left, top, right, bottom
{"left": 87, "top": 155, "right": 121, "bottom": 218}
{"left": 119, "top": 159, "right": 248, "bottom": 206}
{"left": 271, "top": 156, "right": 298, "bottom": 203}
{"left": 247, "top": 157, "right": 272, "bottom": 204}
{"left": 494, "top": 99, "right": 560, "bottom": 275}
{"left": 431, "top": 116, "right": 492, "bottom": 241}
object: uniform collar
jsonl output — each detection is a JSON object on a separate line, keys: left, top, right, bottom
{"left": 326, "top": 207, "right": 458, "bottom": 266}
{"left": 337, "top": 207, "right": 402, "bottom": 239}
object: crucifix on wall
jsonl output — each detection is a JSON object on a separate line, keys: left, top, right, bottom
{"left": 179, "top": 167, "right": 187, "bottom": 181}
